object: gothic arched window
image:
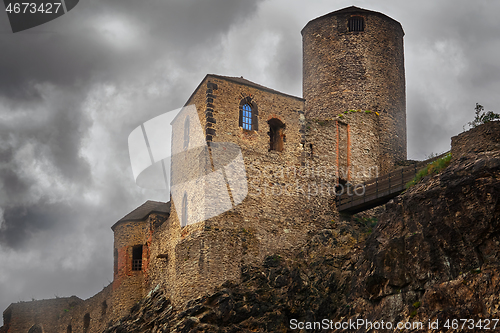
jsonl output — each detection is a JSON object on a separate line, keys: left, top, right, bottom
{"left": 242, "top": 104, "right": 252, "bottom": 130}
{"left": 239, "top": 98, "right": 258, "bottom": 131}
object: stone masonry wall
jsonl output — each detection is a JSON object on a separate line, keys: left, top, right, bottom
{"left": 303, "top": 111, "right": 381, "bottom": 189}
{"left": 302, "top": 7, "right": 406, "bottom": 170}
{"left": 1, "top": 297, "right": 82, "bottom": 333}
{"left": 111, "top": 220, "right": 149, "bottom": 319}
{"left": 144, "top": 75, "right": 340, "bottom": 306}
{"left": 2, "top": 284, "right": 113, "bottom": 333}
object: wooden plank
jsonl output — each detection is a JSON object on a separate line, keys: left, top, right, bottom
{"left": 335, "top": 155, "right": 453, "bottom": 213}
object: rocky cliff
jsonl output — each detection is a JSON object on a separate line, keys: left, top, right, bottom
{"left": 102, "top": 147, "right": 500, "bottom": 332}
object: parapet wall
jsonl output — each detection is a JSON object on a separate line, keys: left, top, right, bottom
{"left": 2, "top": 284, "right": 113, "bottom": 333}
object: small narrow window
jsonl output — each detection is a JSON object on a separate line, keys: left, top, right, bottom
{"left": 183, "top": 117, "right": 190, "bottom": 150}
{"left": 132, "top": 245, "right": 143, "bottom": 271}
{"left": 101, "top": 301, "right": 107, "bottom": 317}
{"left": 181, "top": 193, "right": 188, "bottom": 227}
{"left": 242, "top": 104, "right": 252, "bottom": 130}
{"left": 83, "top": 313, "right": 90, "bottom": 333}
{"left": 113, "top": 248, "right": 118, "bottom": 277}
{"left": 348, "top": 16, "right": 364, "bottom": 32}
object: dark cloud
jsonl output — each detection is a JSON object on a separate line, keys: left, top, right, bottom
{"left": 0, "top": 0, "right": 265, "bottom": 102}
{"left": 0, "top": 201, "right": 74, "bottom": 249}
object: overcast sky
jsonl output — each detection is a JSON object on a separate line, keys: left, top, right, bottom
{"left": 1, "top": 0, "right": 499, "bottom": 324}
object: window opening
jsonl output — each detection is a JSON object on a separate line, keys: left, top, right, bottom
{"left": 242, "top": 104, "right": 252, "bottom": 130}
{"left": 83, "top": 313, "right": 90, "bottom": 333}
{"left": 181, "top": 193, "right": 188, "bottom": 227}
{"left": 348, "top": 16, "right": 364, "bottom": 32}
{"left": 101, "top": 301, "right": 107, "bottom": 317}
{"left": 132, "top": 245, "right": 143, "bottom": 271}
{"left": 268, "top": 118, "right": 286, "bottom": 152}
{"left": 113, "top": 248, "right": 118, "bottom": 276}
{"left": 183, "top": 116, "right": 190, "bottom": 150}
{"left": 67, "top": 325, "right": 72, "bottom": 333}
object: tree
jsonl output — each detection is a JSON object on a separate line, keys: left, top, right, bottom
{"left": 467, "top": 103, "right": 500, "bottom": 129}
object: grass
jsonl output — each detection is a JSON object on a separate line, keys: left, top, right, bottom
{"left": 406, "top": 153, "right": 452, "bottom": 189}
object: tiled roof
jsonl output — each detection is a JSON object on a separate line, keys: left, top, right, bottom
{"left": 111, "top": 200, "right": 171, "bottom": 230}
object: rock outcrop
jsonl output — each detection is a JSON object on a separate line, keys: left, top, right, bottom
{"left": 348, "top": 150, "right": 500, "bottom": 331}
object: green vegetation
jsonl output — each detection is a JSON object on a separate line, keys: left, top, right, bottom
{"left": 354, "top": 216, "right": 378, "bottom": 228}
{"left": 413, "top": 301, "right": 421, "bottom": 309}
{"left": 406, "top": 153, "right": 452, "bottom": 189}
{"left": 466, "top": 103, "right": 500, "bottom": 129}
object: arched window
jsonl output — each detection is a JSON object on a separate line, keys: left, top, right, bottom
{"left": 268, "top": 118, "right": 286, "bottom": 152}
{"left": 348, "top": 16, "right": 364, "bottom": 32}
{"left": 183, "top": 116, "right": 190, "bottom": 150}
{"left": 239, "top": 98, "right": 258, "bottom": 131}
{"left": 242, "top": 104, "right": 252, "bottom": 130}
{"left": 181, "top": 193, "right": 188, "bottom": 227}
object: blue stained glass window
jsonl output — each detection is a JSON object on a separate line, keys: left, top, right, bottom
{"left": 242, "top": 104, "right": 252, "bottom": 130}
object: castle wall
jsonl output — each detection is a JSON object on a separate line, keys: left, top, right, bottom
{"left": 1, "top": 297, "right": 82, "bottom": 333}
{"left": 302, "top": 8, "right": 406, "bottom": 172}
{"left": 1, "top": 285, "right": 113, "bottom": 333}
{"left": 143, "top": 76, "right": 338, "bottom": 306}
{"left": 303, "top": 112, "right": 381, "bottom": 186}
{"left": 66, "top": 285, "right": 113, "bottom": 333}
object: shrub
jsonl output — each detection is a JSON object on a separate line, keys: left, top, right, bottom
{"left": 467, "top": 103, "right": 500, "bottom": 129}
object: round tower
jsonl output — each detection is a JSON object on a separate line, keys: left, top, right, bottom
{"left": 302, "top": 6, "right": 406, "bottom": 170}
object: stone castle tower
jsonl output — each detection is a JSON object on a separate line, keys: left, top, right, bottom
{"left": 302, "top": 6, "right": 406, "bottom": 176}
{"left": 1, "top": 6, "right": 407, "bottom": 333}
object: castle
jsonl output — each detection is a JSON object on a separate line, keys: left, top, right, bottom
{"left": 1, "top": 6, "right": 406, "bottom": 333}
